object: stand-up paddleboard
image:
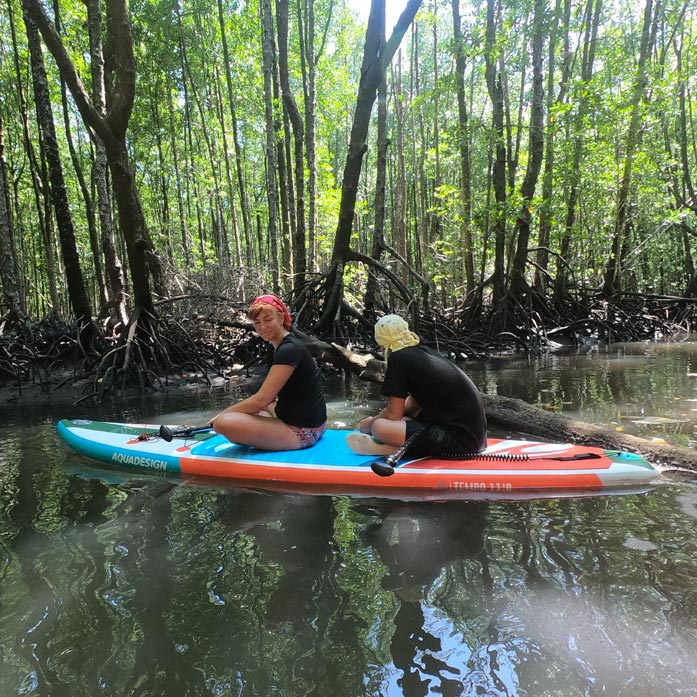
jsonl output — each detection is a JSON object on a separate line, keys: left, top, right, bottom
{"left": 56, "top": 419, "right": 659, "bottom": 499}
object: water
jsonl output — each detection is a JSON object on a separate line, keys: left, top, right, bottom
{"left": 1, "top": 343, "right": 697, "bottom": 696}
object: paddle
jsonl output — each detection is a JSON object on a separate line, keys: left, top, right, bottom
{"left": 159, "top": 424, "right": 214, "bottom": 442}
{"left": 370, "top": 448, "right": 602, "bottom": 477}
{"left": 370, "top": 440, "right": 413, "bottom": 477}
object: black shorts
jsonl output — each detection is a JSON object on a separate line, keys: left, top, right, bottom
{"left": 403, "top": 420, "right": 476, "bottom": 459}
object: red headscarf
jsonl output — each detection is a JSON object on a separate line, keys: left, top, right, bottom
{"left": 250, "top": 294, "right": 292, "bottom": 330}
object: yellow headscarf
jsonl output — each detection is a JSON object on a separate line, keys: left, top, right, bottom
{"left": 374, "top": 314, "right": 420, "bottom": 358}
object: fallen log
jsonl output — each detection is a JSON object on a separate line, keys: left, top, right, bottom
{"left": 298, "top": 330, "right": 697, "bottom": 473}
{"left": 482, "top": 394, "right": 697, "bottom": 472}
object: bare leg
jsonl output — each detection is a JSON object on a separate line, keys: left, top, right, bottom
{"left": 370, "top": 417, "right": 408, "bottom": 447}
{"left": 213, "top": 413, "right": 302, "bottom": 450}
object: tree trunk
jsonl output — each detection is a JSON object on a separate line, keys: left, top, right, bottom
{"left": 509, "top": 0, "right": 545, "bottom": 301}
{"left": 278, "top": 97, "right": 294, "bottom": 284}
{"left": 87, "top": 0, "right": 126, "bottom": 327}
{"left": 217, "top": 0, "right": 253, "bottom": 273}
{"left": 485, "top": 0, "right": 507, "bottom": 310}
{"left": 535, "top": 0, "right": 568, "bottom": 293}
{"left": 299, "top": 0, "right": 325, "bottom": 273}
{"left": 602, "top": 0, "right": 656, "bottom": 298}
{"left": 365, "top": 21, "right": 388, "bottom": 318}
{"left": 55, "top": 0, "right": 107, "bottom": 314}
{"left": 165, "top": 69, "right": 192, "bottom": 268}
{"left": 214, "top": 67, "right": 242, "bottom": 271}
{"left": 24, "top": 0, "right": 162, "bottom": 327}
{"left": 318, "top": 0, "right": 422, "bottom": 331}
{"left": 392, "top": 56, "right": 409, "bottom": 288}
{"left": 451, "top": 0, "right": 474, "bottom": 295}
{"left": 181, "top": 52, "right": 229, "bottom": 264}
{"left": 7, "top": 0, "right": 57, "bottom": 314}
{"left": 23, "top": 4, "right": 94, "bottom": 336}
{"left": 0, "top": 109, "right": 25, "bottom": 319}
{"left": 430, "top": 0, "right": 442, "bottom": 254}
{"left": 261, "top": 0, "right": 282, "bottom": 294}
{"left": 277, "top": 0, "right": 307, "bottom": 289}
{"left": 554, "top": 0, "right": 601, "bottom": 306}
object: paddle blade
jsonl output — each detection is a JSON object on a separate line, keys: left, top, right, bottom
{"left": 371, "top": 459, "right": 395, "bottom": 477}
{"left": 159, "top": 425, "right": 174, "bottom": 442}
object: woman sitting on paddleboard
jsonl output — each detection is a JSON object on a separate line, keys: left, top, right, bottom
{"left": 212, "top": 294, "right": 327, "bottom": 450}
{"left": 348, "top": 314, "right": 487, "bottom": 458}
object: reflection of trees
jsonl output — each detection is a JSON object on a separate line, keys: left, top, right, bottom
{"left": 162, "top": 489, "right": 386, "bottom": 696}
{"left": 361, "top": 501, "right": 491, "bottom": 695}
{"left": 4, "top": 451, "right": 697, "bottom": 696}
{"left": 6, "top": 441, "right": 132, "bottom": 693}
{"left": 121, "top": 481, "right": 188, "bottom": 695}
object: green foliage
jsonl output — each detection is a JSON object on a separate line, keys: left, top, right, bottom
{"left": 3, "top": 0, "right": 697, "bottom": 321}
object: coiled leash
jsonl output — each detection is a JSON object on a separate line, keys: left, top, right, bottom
{"left": 370, "top": 425, "right": 600, "bottom": 477}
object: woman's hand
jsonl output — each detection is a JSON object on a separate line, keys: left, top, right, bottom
{"left": 358, "top": 416, "right": 376, "bottom": 434}
{"left": 213, "top": 366, "right": 293, "bottom": 423}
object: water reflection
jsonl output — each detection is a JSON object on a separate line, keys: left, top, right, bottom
{"left": 363, "top": 502, "right": 488, "bottom": 598}
{"left": 362, "top": 502, "right": 494, "bottom": 696}
{"left": 469, "top": 341, "right": 697, "bottom": 446}
{"left": 218, "top": 491, "right": 336, "bottom": 630}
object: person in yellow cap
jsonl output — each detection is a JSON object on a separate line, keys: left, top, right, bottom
{"left": 347, "top": 314, "right": 487, "bottom": 457}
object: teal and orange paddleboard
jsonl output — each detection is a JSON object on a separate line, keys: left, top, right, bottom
{"left": 57, "top": 419, "right": 659, "bottom": 499}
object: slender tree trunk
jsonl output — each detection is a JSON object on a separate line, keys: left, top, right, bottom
{"left": 411, "top": 17, "right": 429, "bottom": 293}
{"left": 23, "top": 4, "right": 94, "bottom": 336}
{"left": 55, "top": 0, "right": 107, "bottom": 313}
{"left": 183, "top": 57, "right": 229, "bottom": 263}
{"left": 87, "top": 0, "right": 126, "bottom": 326}
{"left": 365, "top": 68, "right": 388, "bottom": 318}
{"left": 279, "top": 105, "right": 294, "bottom": 281}
{"left": 509, "top": 0, "right": 545, "bottom": 300}
{"left": 602, "top": 0, "right": 657, "bottom": 298}
{"left": 261, "top": 0, "right": 281, "bottom": 293}
{"left": 554, "top": 0, "right": 600, "bottom": 305}
{"left": 683, "top": 223, "right": 697, "bottom": 297}
{"left": 392, "top": 56, "right": 408, "bottom": 287}
{"left": 0, "top": 109, "right": 25, "bottom": 319}
{"left": 24, "top": 0, "right": 162, "bottom": 325}
{"left": 7, "top": 0, "right": 57, "bottom": 312}
{"left": 535, "top": 0, "right": 567, "bottom": 293}
{"left": 429, "top": 0, "right": 441, "bottom": 254}
{"left": 485, "top": 0, "right": 507, "bottom": 308}
{"left": 451, "top": 0, "right": 474, "bottom": 295}
{"left": 217, "top": 0, "right": 253, "bottom": 273}
{"left": 277, "top": 0, "right": 307, "bottom": 289}
{"left": 165, "top": 68, "right": 191, "bottom": 268}
{"left": 150, "top": 89, "right": 173, "bottom": 262}
{"left": 214, "top": 66, "right": 242, "bottom": 270}
{"left": 299, "top": 0, "right": 326, "bottom": 272}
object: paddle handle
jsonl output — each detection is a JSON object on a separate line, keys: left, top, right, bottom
{"left": 159, "top": 424, "right": 214, "bottom": 441}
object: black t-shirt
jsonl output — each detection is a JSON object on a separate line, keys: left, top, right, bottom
{"left": 382, "top": 344, "right": 487, "bottom": 452}
{"left": 272, "top": 333, "right": 327, "bottom": 428}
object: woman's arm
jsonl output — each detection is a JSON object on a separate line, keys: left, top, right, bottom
{"left": 212, "top": 364, "right": 295, "bottom": 420}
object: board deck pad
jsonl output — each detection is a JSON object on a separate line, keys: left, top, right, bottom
{"left": 57, "top": 419, "right": 659, "bottom": 499}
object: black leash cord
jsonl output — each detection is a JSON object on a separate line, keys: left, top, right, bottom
{"left": 372, "top": 426, "right": 600, "bottom": 476}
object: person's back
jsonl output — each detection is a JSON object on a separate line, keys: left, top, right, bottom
{"left": 383, "top": 344, "right": 487, "bottom": 454}
{"left": 348, "top": 314, "right": 487, "bottom": 460}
